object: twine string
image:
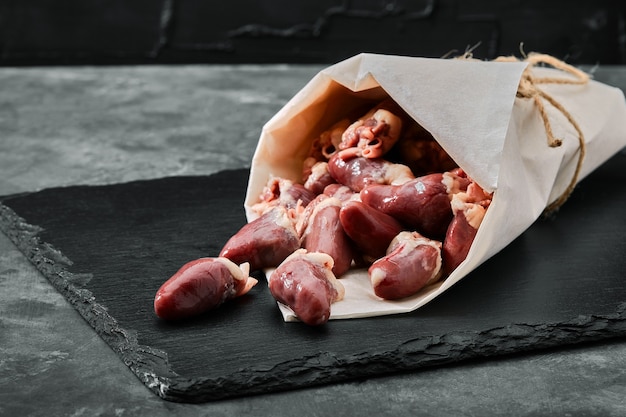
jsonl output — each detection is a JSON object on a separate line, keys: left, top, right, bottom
{"left": 478, "top": 52, "right": 590, "bottom": 214}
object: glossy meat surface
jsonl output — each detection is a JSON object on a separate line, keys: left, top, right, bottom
{"left": 369, "top": 232, "right": 442, "bottom": 300}
{"left": 220, "top": 206, "right": 300, "bottom": 271}
{"left": 360, "top": 173, "right": 452, "bottom": 238}
{"left": 154, "top": 257, "right": 256, "bottom": 320}
{"left": 269, "top": 250, "right": 345, "bottom": 325}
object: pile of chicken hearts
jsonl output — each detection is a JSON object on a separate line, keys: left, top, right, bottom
{"left": 154, "top": 99, "right": 492, "bottom": 325}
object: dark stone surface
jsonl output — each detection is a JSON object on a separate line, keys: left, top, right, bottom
{"left": 1, "top": 156, "right": 626, "bottom": 403}
{"left": 1, "top": 64, "right": 626, "bottom": 416}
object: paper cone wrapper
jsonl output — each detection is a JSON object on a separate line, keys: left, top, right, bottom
{"left": 244, "top": 53, "right": 626, "bottom": 321}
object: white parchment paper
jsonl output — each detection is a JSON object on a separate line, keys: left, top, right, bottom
{"left": 244, "top": 53, "right": 626, "bottom": 321}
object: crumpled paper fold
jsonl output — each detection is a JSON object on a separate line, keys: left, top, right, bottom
{"left": 244, "top": 53, "right": 626, "bottom": 321}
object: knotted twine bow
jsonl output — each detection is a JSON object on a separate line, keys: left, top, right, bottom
{"left": 456, "top": 50, "right": 590, "bottom": 214}
{"left": 493, "top": 53, "right": 590, "bottom": 215}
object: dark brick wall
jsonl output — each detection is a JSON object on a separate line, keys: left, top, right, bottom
{"left": 1, "top": 0, "right": 624, "bottom": 66}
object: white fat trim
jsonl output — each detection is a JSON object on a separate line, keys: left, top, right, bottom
{"left": 385, "top": 163, "right": 415, "bottom": 185}
{"left": 465, "top": 204, "right": 486, "bottom": 229}
{"left": 450, "top": 193, "right": 469, "bottom": 213}
{"left": 441, "top": 171, "right": 455, "bottom": 194}
{"left": 281, "top": 249, "right": 345, "bottom": 302}
{"left": 450, "top": 194, "right": 486, "bottom": 229}
{"left": 215, "top": 257, "right": 249, "bottom": 282}
{"left": 369, "top": 266, "right": 386, "bottom": 287}
{"left": 371, "top": 109, "right": 402, "bottom": 140}
{"left": 302, "top": 197, "right": 342, "bottom": 238}
{"left": 426, "top": 252, "right": 443, "bottom": 286}
{"left": 272, "top": 206, "right": 298, "bottom": 235}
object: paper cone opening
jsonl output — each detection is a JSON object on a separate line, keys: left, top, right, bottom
{"left": 246, "top": 54, "right": 528, "bottom": 218}
{"left": 241, "top": 53, "right": 626, "bottom": 322}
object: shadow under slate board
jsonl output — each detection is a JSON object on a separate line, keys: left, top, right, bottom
{"left": 1, "top": 153, "right": 626, "bottom": 403}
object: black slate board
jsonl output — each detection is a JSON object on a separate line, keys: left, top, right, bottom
{"left": 1, "top": 153, "right": 626, "bottom": 403}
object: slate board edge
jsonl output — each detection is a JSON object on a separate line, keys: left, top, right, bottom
{"left": 2, "top": 186, "right": 626, "bottom": 404}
